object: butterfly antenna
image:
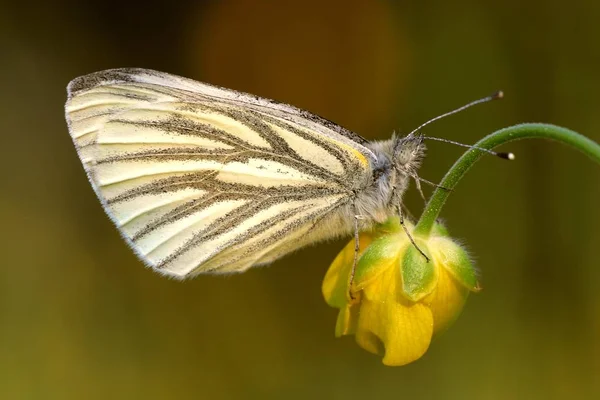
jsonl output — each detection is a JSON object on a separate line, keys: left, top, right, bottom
{"left": 410, "top": 90, "right": 514, "bottom": 160}
{"left": 409, "top": 91, "right": 503, "bottom": 136}
{"left": 423, "top": 136, "right": 515, "bottom": 160}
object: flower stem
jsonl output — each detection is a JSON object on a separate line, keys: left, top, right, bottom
{"left": 414, "top": 123, "right": 600, "bottom": 236}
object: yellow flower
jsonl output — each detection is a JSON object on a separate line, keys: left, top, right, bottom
{"left": 322, "top": 219, "right": 480, "bottom": 366}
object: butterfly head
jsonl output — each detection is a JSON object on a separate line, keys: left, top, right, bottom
{"left": 392, "top": 132, "right": 426, "bottom": 174}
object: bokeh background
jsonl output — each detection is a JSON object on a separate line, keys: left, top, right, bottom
{"left": 2, "top": 1, "right": 600, "bottom": 398}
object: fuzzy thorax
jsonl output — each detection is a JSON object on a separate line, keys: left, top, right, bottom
{"left": 356, "top": 133, "right": 426, "bottom": 225}
{"left": 264, "top": 133, "right": 426, "bottom": 251}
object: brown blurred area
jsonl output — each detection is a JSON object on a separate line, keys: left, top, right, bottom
{"left": 1, "top": 0, "right": 600, "bottom": 398}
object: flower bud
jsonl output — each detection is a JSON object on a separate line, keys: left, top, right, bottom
{"left": 322, "top": 218, "right": 479, "bottom": 366}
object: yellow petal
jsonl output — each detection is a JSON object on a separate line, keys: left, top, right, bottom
{"left": 357, "top": 259, "right": 434, "bottom": 366}
{"left": 425, "top": 259, "right": 470, "bottom": 336}
{"left": 322, "top": 233, "right": 373, "bottom": 308}
{"left": 334, "top": 298, "right": 361, "bottom": 337}
{"left": 356, "top": 296, "right": 434, "bottom": 366}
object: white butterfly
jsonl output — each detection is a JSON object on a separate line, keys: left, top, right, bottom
{"left": 66, "top": 68, "right": 489, "bottom": 278}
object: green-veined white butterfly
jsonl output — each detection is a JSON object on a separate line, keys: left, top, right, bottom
{"left": 65, "top": 68, "right": 505, "bottom": 278}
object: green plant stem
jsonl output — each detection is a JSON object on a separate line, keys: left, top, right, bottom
{"left": 414, "top": 123, "right": 600, "bottom": 237}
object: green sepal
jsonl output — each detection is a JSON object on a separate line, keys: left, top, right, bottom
{"left": 432, "top": 221, "right": 450, "bottom": 237}
{"left": 438, "top": 241, "right": 480, "bottom": 292}
{"left": 372, "top": 217, "right": 402, "bottom": 235}
{"left": 353, "top": 234, "right": 405, "bottom": 290}
{"left": 400, "top": 243, "right": 437, "bottom": 301}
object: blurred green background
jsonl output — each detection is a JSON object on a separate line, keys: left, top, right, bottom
{"left": 2, "top": 0, "right": 599, "bottom": 398}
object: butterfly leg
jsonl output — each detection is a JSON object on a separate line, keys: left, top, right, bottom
{"left": 413, "top": 175, "right": 452, "bottom": 192}
{"left": 413, "top": 175, "right": 427, "bottom": 205}
{"left": 398, "top": 206, "right": 430, "bottom": 262}
{"left": 347, "top": 213, "right": 363, "bottom": 301}
{"left": 401, "top": 203, "right": 416, "bottom": 221}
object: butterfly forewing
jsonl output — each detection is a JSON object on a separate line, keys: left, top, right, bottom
{"left": 65, "top": 68, "right": 375, "bottom": 277}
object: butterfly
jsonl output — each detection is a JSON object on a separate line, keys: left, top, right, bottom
{"left": 65, "top": 68, "right": 502, "bottom": 278}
